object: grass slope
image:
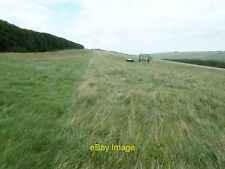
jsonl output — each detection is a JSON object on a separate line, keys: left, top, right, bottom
{"left": 0, "top": 50, "right": 225, "bottom": 169}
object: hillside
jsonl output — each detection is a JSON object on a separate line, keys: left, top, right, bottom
{"left": 0, "top": 50, "right": 224, "bottom": 169}
{"left": 0, "top": 20, "right": 84, "bottom": 52}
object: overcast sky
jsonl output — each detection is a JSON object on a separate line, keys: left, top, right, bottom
{"left": 1, "top": 0, "right": 225, "bottom": 54}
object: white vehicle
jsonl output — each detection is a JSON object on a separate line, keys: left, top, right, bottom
{"left": 126, "top": 58, "right": 135, "bottom": 62}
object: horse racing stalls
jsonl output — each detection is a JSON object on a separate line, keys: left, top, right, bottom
{"left": 138, "top": 54, "right": 152, "bottom": 63}
{"left": 126, "top": 54, "right": 152, "bottom": 63}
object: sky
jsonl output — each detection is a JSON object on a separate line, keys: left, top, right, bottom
{"left": 1, "top": 0, "right": 225, "bottom": 54}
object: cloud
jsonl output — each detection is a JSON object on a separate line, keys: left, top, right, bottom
{"left": 73, "top": 0, "right": 225, "bottom": 53}
{"left": 0, "top": 0, "right": 51, "bottom": 31}
{"left": 1, "top": 0, "right": 225, "bottom": 53}
{"left": 0, "top": 0, "right": 79, "bottom": 32}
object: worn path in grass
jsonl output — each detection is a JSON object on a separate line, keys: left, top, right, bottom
{"left": 0, "top": 50, "right": 225, "bottom": 169}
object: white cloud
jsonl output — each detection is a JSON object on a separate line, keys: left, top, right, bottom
{"left": 0, "top": 0, "right": 53, "bottom": 31}
{"left": 1, "top": 0, "right": 225, "bottom": 53}
{"left": 72, "top": 0, "right": 225, "bottom": 53}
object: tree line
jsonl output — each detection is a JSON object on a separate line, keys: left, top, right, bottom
{"left": 0, "top": 20, "right": 84, "bottom": 52}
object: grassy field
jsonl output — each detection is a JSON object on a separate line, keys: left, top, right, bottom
{"left": 0, "top": 50, "right": 225, "bottom": 169}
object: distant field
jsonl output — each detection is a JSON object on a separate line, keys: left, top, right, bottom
{"left": 151, "top": 51, "right": 225, "bottom": 69}
{"left": 0, "top": 50, "right": 225, "bottom": 169}
{"left": 163, "top": 59, "right": 225, "bottom": 69}
{"left": 152, "top": 51, "right": 225, "bottom": 61}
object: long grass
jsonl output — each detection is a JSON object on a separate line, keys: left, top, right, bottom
{"left": 0, "top": 50, "right": 225, "bottom": 169}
